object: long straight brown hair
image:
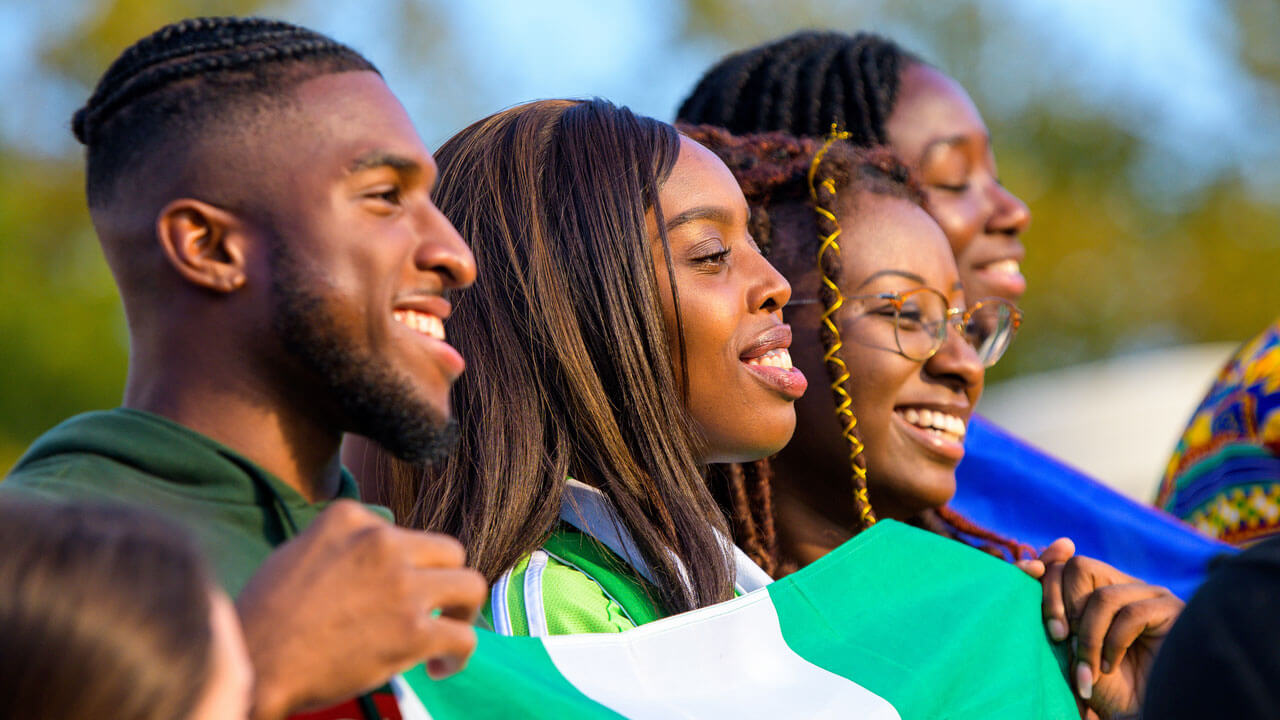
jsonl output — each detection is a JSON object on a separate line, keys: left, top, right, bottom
{"left": 374, "top": 99, "right": 734, "bottom": 613}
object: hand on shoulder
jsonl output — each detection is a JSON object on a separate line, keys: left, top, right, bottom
{"left": 1023, "top": 538, "right": 1183, "bottom": 719}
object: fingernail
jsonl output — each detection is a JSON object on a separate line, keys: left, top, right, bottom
{"left": 1047, "top": 619, "right": 1067, "bottom": 642}
{"left": 1101, "top": 659, "right": 1111, "bottom": 674}
{"left": 427, "top": 657, "right": 458, "bottom": 680}
{"left": 1075, "top": 662, "right": 1092, "bottom": 700}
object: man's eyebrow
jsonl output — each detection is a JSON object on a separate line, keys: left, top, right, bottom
{"left": 856, "top": 269, "right": 927, "bottom": 288}
{"left": 347, "top": 151, "right": 421, "bottom": 175}
{"left": 664, "top": 205, "right": 738, "bottom": 232}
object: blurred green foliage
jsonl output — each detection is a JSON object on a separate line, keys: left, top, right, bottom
{"left": 2, "top": 0, "right": 1278, "bottom": 473}
{"left": 0, "top": 0, "right": 267, "bottom": 470}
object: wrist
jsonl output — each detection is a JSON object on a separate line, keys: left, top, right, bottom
{"left": 249, "top": 674, "right": 295, "bottom": 720}
{"left": 238, "top": 600, "right": 296, "bottom": 720}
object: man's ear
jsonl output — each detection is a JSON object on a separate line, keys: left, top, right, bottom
{"left": 155, "top": 198, "right": 252, "bottom": 293}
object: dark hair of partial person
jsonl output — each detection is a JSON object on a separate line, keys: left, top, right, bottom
{"left": 365, "top": 99, "right": 734, "bottom": 613}
{"left": 676, "top": 30, "right": 918, "bottom": 146}
{"left": 72, "top": 16, "right": 378, "bottom": 208}
{"left": 0, "top": 500, "right": 215, "bottom": 720}
{"left": 679, "top": 124, "right": 1033, "bottom": 575}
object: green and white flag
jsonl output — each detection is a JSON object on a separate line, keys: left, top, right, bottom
{"left": 394, "top": 520, "right": 1077, "bottom": 719}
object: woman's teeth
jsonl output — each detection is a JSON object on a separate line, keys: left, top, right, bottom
{"left": 898, "top": 407, "right": 967, "bottom": 441}
{"left": 984, "top": 259, "right": 1021, "bottom": 275}
{"left": 745, "top": 348, "right": 793, "bottom": 370}
{"left": 393, "top": 309, "right": 445, "bottom": 341}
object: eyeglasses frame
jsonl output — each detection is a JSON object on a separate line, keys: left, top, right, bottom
{"left": 791, "top": 287, "right": 1023, "bottom": 368}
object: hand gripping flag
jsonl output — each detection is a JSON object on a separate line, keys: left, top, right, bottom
{"left": 393, "top": 520, "right": 1077, "bottom": 719}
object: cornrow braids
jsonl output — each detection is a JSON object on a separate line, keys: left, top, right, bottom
{"left": 74, "top": 16, "right": 377, "bottom": 206}
{"left": 683, "top": 124, "right": 1031, "bottom": 574}
{"left": 676, "top": 30, "right": 917, "bottom": 146}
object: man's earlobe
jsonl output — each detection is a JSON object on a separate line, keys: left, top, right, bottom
{"left": 155, "top": 199, "right": 250, "bottom": 293}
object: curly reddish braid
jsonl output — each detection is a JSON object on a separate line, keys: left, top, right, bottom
{"left": 928, "top": 507, "right": 1036, "bottom": 561}
{"left": 682, "top": 124, "right": 1032, "bottom": 573}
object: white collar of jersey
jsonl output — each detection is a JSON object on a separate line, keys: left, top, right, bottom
{"left": 559, "top": 479, "right": 773, "bottom": 597}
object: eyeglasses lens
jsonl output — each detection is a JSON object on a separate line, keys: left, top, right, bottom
{"left": 966, "top": 301, "right": 1014, "bottom": 367}
{"left": 893, "top": 289, "right": 949, "bottom": 361}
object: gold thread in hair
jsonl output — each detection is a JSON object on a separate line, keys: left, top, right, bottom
{"left": 808, "top": 125, "right": 876, "bottom": 527}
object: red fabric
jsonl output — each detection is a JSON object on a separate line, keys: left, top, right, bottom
{"left": 288, "top": 691, "right": 403, "bottom": 720}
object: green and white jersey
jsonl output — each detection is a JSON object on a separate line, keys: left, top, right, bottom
{"left": 485, "top": 479, "right": 772, "bottom": 636}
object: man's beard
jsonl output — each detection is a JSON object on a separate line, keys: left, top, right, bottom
{"left": 268, "top": 245, "right": 458, "bottom": 465}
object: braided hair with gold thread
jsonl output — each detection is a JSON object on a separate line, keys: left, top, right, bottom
{"left": 680, "top": 125, "right": 1033, "bottom": 575}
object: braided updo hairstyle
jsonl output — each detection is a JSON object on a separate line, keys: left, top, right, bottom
{"left": 676, "top": 30, "right": 917, "bottom": 145}
{"left": 681, "top": 125, "right": 1033, "bottom": 574}
{"left": 74, "top": 16, "right": 377, "bottom": 207}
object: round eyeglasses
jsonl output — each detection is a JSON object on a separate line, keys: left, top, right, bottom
{"left": 792, "top": 288, "right": 1022, "bottom": 367}
{"left": 844, "top": 288, "right": 1022, "bottom": 367}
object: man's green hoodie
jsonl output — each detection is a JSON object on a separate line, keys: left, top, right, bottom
{"left": 2, "top": 408, "right": 387, "bottom": 596}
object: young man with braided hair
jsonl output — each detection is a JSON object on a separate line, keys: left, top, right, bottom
{"left": 2, "top": 17, "right": 485, "bottom": 720}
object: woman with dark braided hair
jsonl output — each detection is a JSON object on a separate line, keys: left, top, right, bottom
{"left": 678, "top": 30, "right": 1030, "bottom": 306}
{"left": 683, "top": 125, "right": 1183, "bottom": 718}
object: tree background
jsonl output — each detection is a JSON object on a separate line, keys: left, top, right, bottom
{"left": 2, "top": 0, "right": 1277, "bottom": 472}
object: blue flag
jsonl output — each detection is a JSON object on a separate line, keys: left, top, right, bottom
{"left": 952, "top": 415, "right": 1231, "bottom": 599}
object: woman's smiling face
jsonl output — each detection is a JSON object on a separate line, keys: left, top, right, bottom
{"left": 885, "top": 63, "right": 1031, "bottom": 305}
{"left": 784, "top": 192, "right": 985, "bottom": 521}
{"left": 649, "top": 136, "right": 806, "bottom": 464}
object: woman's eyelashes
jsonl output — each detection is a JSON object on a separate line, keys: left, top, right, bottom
{"left": 693, "top": 247, "right": 731, "bottom": 270}
{"left": 687, "top": 237, "right": 732, "bottom": 271}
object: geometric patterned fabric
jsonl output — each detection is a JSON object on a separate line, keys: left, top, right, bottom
{"left": 1156, "top": 317, "right": 1280, "bottom": 546}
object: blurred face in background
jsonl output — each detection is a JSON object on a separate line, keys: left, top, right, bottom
{"left": 885, "top": 63, "right": 1031, "bottom": 305}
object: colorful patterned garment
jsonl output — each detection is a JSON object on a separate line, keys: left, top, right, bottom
{"left": 1156, "top": 318, "right": 1280, "bottom": 546}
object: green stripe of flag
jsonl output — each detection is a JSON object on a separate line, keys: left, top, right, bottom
{"left": 400, "top": 631, "right": 624, "bottom": 719}
{"left": 770, "top": 520, "right": 1076, "bottom": 719}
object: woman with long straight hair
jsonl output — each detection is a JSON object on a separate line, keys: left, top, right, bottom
{"left": 351, "top": 98, "right": 801, "bottom": 634}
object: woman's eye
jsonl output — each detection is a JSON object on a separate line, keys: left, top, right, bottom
{"left": 693, "top": 248, "right": 731, "bottom": 266}
{"left": 897, "top": 313, "right": 925, "bottom": 329}
{"left": 932, "top": 182, "right": 969, "bottom": 193}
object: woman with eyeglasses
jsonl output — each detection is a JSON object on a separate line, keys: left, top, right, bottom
{"left": 683, "top": 125, "right": 1181, "bottom": 719}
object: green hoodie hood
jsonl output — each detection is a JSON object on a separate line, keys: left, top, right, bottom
{"left": 3, "top": 408, "right": 384, "bottom": 595}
